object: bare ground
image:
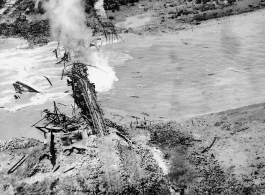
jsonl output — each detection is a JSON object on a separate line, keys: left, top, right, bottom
{"left": 143, "top": 102, "right": 265, "bottom": 194}
{"left": 1, "top": 102, "right": 265, "bottom": 194}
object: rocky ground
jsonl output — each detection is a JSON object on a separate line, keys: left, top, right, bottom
{"left": 129, "top": 102, "right": 265, "bottom": 194}
{"left": 0, "top": 130, "right": 169, "bottom": 194}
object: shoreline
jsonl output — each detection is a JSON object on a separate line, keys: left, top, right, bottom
{"left": 1, "top": 92, "right": 265, "bottom": 194}
{"left": 108, "top": 0, "right": 265, "bottom": 34}
{"left": 2, "top": 98, "right": 265, "bottom": 142}
{"left": 185, "top": 8, "right": 265, "bottom": 32}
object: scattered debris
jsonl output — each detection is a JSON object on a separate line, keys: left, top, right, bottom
{"left": 127, "top": 115, "right": 140, "bottom": 119}
{"left": 115, "top": 131, "right": 132, "bottom": 145}
{"left": 231, "top": 126, "right": 249, "bottom": 135}
{"left": 52, "top": 49, "right": 58, "bottom": 58}
{"left": 13, "top": 81, "right": 40, "bottom": 93}
{"left": 63, "top": 166, "right": 75, "bottom": 173}
{"left": 201, "top": 137, "right": 218, "bottom": 153}
{"left": 8, "top": 155, "right": 28, "bottom": 174}
{"left": 55, "top": 51, "right": 70, "bottom": 65}
{"left": 142, "top": 112, "right": 150, "bottom": 116}
{"left": 91, "top": 11, "right": 124, "bottom": 43}
{"left": 89, "top": 38, "right": 102, "bottom": 52}
{"left": 44, "top": 76, "right": 52, "bottom": 86}
{"left": 57, "top": 103, "right": 66, "bottom": 106}
{"left": 14, "top": 94, "right": 20, "bottom": 99}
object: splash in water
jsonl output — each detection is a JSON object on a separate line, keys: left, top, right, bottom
{"left": 88, "top": 51, "right": 118, "bottom": 92}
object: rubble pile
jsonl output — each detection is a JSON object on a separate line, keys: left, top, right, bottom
{"left": 0, "top": 138, "right": 41, "bottom": 152}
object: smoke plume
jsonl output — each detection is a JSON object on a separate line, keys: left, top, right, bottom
{"left": 43, "top": 0, "right": 118, "bottom": 92}
{"left": 43, "top": 0, "right": 89, "bottom": 41}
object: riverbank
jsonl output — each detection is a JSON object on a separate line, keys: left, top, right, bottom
{"left": 99, "top": 8, "right": 265, "bottom": 127}
{"left": 147, "top": 101, "right": 265, "bottom": 194}
{"left": 108, "top": 0, "right": 265, "bottom": 34}
{"left": 1, "top": 0, "right": 265, "bottom": 42}
{"left": 1, "top": 101, "right": 265, "bottom": 194}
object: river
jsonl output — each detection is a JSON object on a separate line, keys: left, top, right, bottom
{"left": 100, "top": 9, "right": 265, "bottom": 124}
{"left": 0, "top": 9, "right": 265, "bottom": 140}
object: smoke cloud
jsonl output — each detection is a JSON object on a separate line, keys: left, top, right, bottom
{"left": 43, "top": 0, "right": 118, "bottom": 92}
{"left": 43, "top": 0, "right": 89, "bottom": 41}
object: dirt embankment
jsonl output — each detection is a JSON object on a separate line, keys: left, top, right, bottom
{"left": 105, "top": 0, "right": 265, "bottom": 34}
{"left": 0, "top": 132, "right": 169, "bottom": 194}
{"left": 1, "top": 0, "right": 265, "bottom": 43}
{"left": 2, "top": 102, "right": 265, "bottom": 194}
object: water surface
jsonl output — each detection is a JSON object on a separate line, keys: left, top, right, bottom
{"left": 100, "top": 9, "right": 265, "bottom": 123}
{"left": 0, "top": 10, "right": 265, "bottom": 140}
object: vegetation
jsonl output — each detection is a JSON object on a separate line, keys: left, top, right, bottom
{"left": 104, "top": 0, "right": 139, "bottom": 11}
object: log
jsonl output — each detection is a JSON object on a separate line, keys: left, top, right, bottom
{"left": 44, "top": 76, "right": 52, "bottom": 86}
{"left": 201, "top": 137, "right": 218, "bottom": 153}
{"left": 7, "top": 155, "right": 28, "bottom": 174}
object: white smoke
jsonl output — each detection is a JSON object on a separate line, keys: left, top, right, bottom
{"left": 43, "top": 0, "right": 118, "bottom": 92}
{"left": 43, "top": 0, "right": 89, "bottom": 41}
